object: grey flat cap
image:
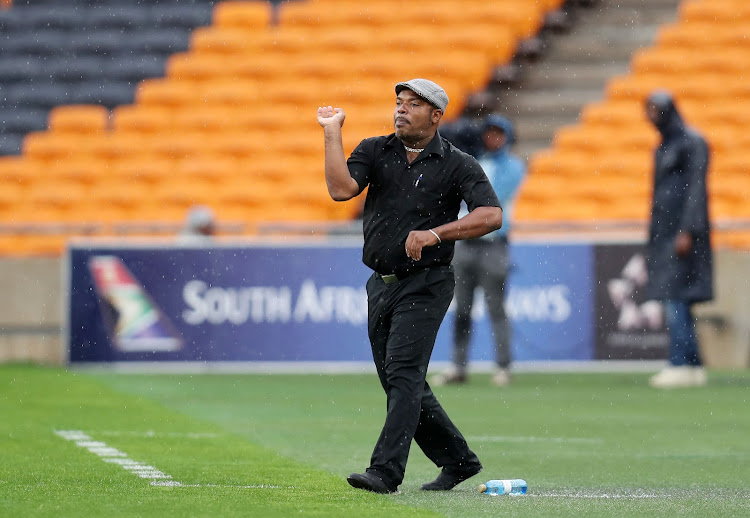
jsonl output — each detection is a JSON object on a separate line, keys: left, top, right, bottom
{"left": 395, "top": 78, "right": 449, "bottom": 111}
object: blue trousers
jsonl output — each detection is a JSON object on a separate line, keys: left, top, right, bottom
{"left": 664, "top": 300, "right": 702, "bottom": 367}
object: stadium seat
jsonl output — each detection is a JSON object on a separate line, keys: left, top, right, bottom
{"left": 6, "top": 83, "right": 69, "bottom": 110}
{"left": 83, "top": 6, "right": 152, "bottom": 31}
{"left": 0, "top": 30, "right": 67, "bottom": 56}
{"left": 111, "top": 105, "right": 174, "bottom": 135}
{"left": 22, "top": 132, "right": 88, "bottom": 163}
{"left": 109, "top": 157, "right": 174, "bottom": 187}
{"left": 211, "top": 1, "right": 271, "bottom": 29}
{"left": 136, "top": 79, "right": 196, "bottom": 107}
{"left": 189, "top": 26, "right": 256, "bottom": 55}
{"left": 0, "top": 56, "right": 47, "bottom": 84}
{"left": 47, "top": 105, "right": 110, "bottom": 135}
{"left": 278, "top": 2, "right": 392, "bottom": 30}
{"left": 195, "top": 79, "right": 261, "bottom": 106}
{"left": 174, "top": 156, "right": 238, "bottom": 186}
{"left": 0, "top": 108, "right": 49, "bottom": 134}
{"left": 104, "top": 54, "right": 167, "bottom": 83}
{"left": 151, "top": 3, "right": 216, "bottom": 30}
{"left": 48, "top": 159, "right": 104, "bottom": 187}
{"left": 69, "top": 81, "right": 137, "bottom": 108}
{"left": 65, "top": 29, "right": 130, "bottom": 56}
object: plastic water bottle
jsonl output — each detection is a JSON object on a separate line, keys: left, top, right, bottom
{"left": 478, "top": 479, "right": 527, "bottom": 496}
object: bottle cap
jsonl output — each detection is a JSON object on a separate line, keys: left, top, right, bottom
{"left": 478, "top": 484, "right": 487, "bottom": 493}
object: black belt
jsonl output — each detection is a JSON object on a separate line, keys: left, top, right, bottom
{"left": 380, "top": 273, "right": 400, "bottom": 284}
{"left": 378, "top": 265, "right": 449, "bottom": 284}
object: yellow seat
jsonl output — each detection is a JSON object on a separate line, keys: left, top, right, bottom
{"left": 0, "top": 157, "right": 39, "bottom": 187}
{"left": 23, "top": 132, "right": 87, "bottom": 163}
{"left": 212, "top": 1, "right": 272, "bottom": 30}
{"left": 47, "top": 105, "right": 110, "bottom": 135}
{"left": 111, "top": 105, "right": 174, "bottom": 135}
{"left": 109, "top": 157, "right": 174, "bottom": 186}
{"left": 136, "top": 79, "right": 196, "bottom": 107}
{"left": 48, "top": 159, "right": 104, "bottom": 187}
{"left": 193, "top": 79, "right": 261, "bottom": 107}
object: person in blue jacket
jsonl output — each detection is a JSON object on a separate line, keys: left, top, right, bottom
{"left": 432, "top": 114, "right": 527, "bottom": 387}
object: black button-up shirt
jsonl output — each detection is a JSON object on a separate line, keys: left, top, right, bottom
{"left": 347, "top": 132, "right": 501, "bottom": 276}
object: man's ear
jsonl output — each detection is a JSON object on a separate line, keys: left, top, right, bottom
{"left": 432, "top": 109, "right": 443, "bottom": 124}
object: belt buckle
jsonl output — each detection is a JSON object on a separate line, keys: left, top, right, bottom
{"left": 381, "top": 273, "right": 399, "bottom": 284}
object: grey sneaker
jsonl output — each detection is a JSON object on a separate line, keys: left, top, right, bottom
{"left": 491, "top": 368, "right": 511, "bottom": 386}
{"left": 430, "top": 367, "right": 467, "bottom": 386}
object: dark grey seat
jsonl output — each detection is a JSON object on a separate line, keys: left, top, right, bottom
{"left": 0, "top": 133, "right": 24, "bottom": 156}
{"left": 84, "top": 6, "right": 152, "bottom": 31}
{"left": 0, "top": 30, "right": 69, "bottom": 56}
{"left": 6, "top": 82, "right": 71, "bottom": 109}
{"left": 0, "top": 57, "right": 48, "bottom": 84}
{"left": 12, "top": 6, "right": 84, "bottom": 31}
{"left": 69, "top": 80, "right": 135, "bottom": 108}
{"left": 149, "top": 4, "right": 214, "bottom": 29}
{"left": 0, "top": 109, "right": 49, "bottom": 134}
{"left": 66, "top": 29, "right": 130, "bottom": 56}
{"left": 129, "top": 28, "right": 192, "bottom": 56}
{"left": 47, "top": 57, "right": 107, "bottom": 84}
{"left": 103, "top": 54, "right": 166, "bottom": 83}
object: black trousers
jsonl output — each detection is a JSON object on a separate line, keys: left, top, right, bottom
{"left": 364, "top": 266, "right": 481, "bottom": 488}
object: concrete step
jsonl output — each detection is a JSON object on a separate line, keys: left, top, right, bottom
{"left": 522, "top": 61, "right": 631, "bottom": 89}
{"left": 500, "top": 87, "right": 605, "bottom": 118}
{"left": 513, "top": 114, "right": 581, "bottom": 140}
{"left": 489, "top": 0, "right": 682, "bottom": 158}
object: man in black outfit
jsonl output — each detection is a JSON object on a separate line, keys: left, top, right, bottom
{"left": 317, "top": 78, "right": 503, "bottom": 494}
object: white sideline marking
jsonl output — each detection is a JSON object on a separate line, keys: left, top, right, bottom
{"left": 96, "top": 430, "right": 219, "bottom": 439}
{"left": 54, "top": 430, "right": 289, "bottom": 490}
{"left": 55, "top": 430, "right": 181, "bottom": 485}
{"left": 530, "top": 491, "right": 659, "bottom": 499}
{"left": 468, "top": 435, "right": 605, "bottom": 445}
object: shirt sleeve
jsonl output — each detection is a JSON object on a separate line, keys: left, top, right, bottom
{"left": 346, "top": 137, "right": 379, "bottom": 192}
{"left": 457, "top": 155, "right": 502, "bottom": 212}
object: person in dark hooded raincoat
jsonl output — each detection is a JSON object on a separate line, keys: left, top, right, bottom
{"left": 644, "top": 90, "right": 713, "bottom": 388}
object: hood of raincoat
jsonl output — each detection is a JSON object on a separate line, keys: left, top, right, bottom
{"left": 646, "top": 90, "right": 686, "bottom": 139}
{"left": 483, "top": 114, "right": 516, "bottom": 150}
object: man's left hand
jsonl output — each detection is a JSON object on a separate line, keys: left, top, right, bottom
{"left": 675, "top": 231, "right": 693, "bottom": 258}
{"left": 405, "top": 230, "right": 439, "bottom": 261}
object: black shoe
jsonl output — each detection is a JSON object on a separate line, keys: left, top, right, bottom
{"left": 347, "top": 472, "right": 397, "bottom": 494}
{"left": 420, "top": 463, "right": 482, "bottom": 491}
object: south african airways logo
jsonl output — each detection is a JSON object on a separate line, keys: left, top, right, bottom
{"left": 88, "top": 256, "right": 183, "bottom": 352}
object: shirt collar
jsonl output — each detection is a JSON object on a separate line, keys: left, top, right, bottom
{"left": 385, "top": 132, "right": 447, "bottom": 159}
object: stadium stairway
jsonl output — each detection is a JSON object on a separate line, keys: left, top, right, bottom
{"left": 488, "top": 0, "right": 750, "bottom": 249}
{"left": 493, "top": 0, "right": 682, "bottom": 161}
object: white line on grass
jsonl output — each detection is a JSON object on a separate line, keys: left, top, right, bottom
{"left": 54, "top": 430, "right": 290, "bottom": 490}
{"left": 530, "top": 491, "right": 660, "bottom": 499}
{"left": 96, "top": 430, "right": 220, "bottom": 439}
{"left": 467, "top": 435, "right": 605, "bottom": 444}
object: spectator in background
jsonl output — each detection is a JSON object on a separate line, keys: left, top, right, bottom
{"left": 439, "top": 91, "right": 498, "bottom": 159}
{"left": 432, "top": 114, "right": 526, "bottom": 387}
{"left": 178, "top": 205, "right": 216, "bottom": 243}
{"left": 644, "top": 90, "right": 713, "bottom": 389}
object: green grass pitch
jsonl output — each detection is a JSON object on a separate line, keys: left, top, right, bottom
{"left": 1, "top": 364, "right": 749, "bottom": 517}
